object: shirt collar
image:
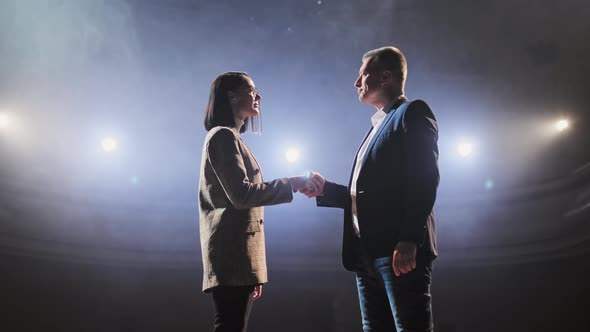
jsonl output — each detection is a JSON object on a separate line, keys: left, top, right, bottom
{"left": 370, "top": 95, "right": 407, "bottom": 127}
{"left": 382, "top": 95, "right": 408, "bottom": 113}
{"left": 370, "top": 109, "right": 387, "bottom": 127}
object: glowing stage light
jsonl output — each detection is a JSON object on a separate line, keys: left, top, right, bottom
{"left": 0, "top": 112, "right": 10, "bottom": 129}
{"left": 457, "top": 142, "right": 474, "bottom": 159}
{"left": 555, "top": 119, "right": 569, "bottom": 132}
{"left": 101, "top": 137, "right": 118, "bottom": 152}
{"left": 285, "top": 148, "right": 301, "bottom": 163}
{"left": 485, "top": 179, "right": 494, "bottom": 190}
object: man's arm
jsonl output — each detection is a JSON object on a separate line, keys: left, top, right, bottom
{"left": 393, "top": 100, "right": 439, "bottom": 276}
{"left": 315, "top": 180, "right": 348, "bottom": 209}
{"left": 399, "top": 100, "right": 440, "bottom": 246}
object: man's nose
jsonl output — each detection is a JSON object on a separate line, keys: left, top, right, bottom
{"left": 354, "top": 77, "right": 361, "bottom": 88}
{"left": 255, "top": 94, "right": 261, "bottom": 101}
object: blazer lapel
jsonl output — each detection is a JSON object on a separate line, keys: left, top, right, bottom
{"left": 360, "top": 100, "right": 409, "bottom": 168}
{"left": 236, "top": 136, "right": 264, "bottom": 181}
{"left": 359, "top": 110, "right": 395, "bottom": 168}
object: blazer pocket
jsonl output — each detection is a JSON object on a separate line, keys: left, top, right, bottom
{"left": 246, "top": 219, "right": 262, "bottom": 233}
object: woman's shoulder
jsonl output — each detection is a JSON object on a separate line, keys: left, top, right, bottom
{"left": 205, "top": 126, "right": 240, "bottom": 146}
{"left": 207, "top": 126, "right": 237, "bottom": 139}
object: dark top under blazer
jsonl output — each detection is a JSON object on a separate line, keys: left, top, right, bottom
{"left": 317, "top": 98, "right": 439, "bottom": 272}
{"left": 199, "top": 127, "right": 294, "bottom": 291}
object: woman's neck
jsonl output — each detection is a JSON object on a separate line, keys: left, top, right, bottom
{"left": 233, "top": 115, "right": 245, "bottom": 133}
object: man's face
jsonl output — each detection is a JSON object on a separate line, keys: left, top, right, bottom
{"left": 354, "top": 58, "right": 383, "bottom": 106}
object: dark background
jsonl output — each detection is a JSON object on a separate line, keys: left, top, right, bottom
{"left": 1, "top": 0, "right": 589, "bottom": 331}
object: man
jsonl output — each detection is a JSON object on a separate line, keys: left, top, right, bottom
{"left": 311, "top": 46, "right": 439, "bottom": 331}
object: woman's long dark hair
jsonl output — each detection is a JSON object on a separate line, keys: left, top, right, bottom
{"left": 203, "top": 72, "right": 261, "bottom": 134}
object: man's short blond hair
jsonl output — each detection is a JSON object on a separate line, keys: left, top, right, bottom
{"left": 362, "top": 46, "right": 407, "bottom": 86}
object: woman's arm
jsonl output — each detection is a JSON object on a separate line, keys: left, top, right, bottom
{"left": 207, "top": 128, "right": 294, "bottom": 209}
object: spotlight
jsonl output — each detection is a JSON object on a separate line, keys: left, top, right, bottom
{"left": 0, "top": 112, "right": 10, "bottom": 129}
{"left": 285, "top": 148, "right": 301, "bottom": 163}
{"left": 101, "top": 137, "right": 118, "bottom": 152}
{"left": 457, "top": 142, "right": 474, "bottom": 159}
{"left": 555, "top": 119, "right": 569, "bottom": 132}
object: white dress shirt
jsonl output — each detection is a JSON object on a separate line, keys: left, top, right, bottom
{"left": 350, "top": 97, "right": 403, "bottom": 237}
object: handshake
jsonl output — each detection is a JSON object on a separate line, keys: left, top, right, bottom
{"left": 288, "top": 172, "right": 325, "bottom": 198}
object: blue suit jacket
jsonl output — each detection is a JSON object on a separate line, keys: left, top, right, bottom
{"left": 318, "top": 97, "right": 439, "bottom": 271}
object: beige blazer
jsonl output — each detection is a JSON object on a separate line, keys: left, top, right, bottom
{"left": 198, "top": 126, "right": 293, "bottom": 292}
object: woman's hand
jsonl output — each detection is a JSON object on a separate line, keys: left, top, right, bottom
{"left": 288, "top": 176, "right": 315, "bottom": 192}
{"left": 289, "top": 172, "right": 325, "bottom": 197}
{"left": 301, "top": 172, "right": 325, "bottom": 197}
{"left": 253, "top": 285, "right": 263, "bottom": 300}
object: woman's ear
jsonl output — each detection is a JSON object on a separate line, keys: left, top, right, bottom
{"left": 227, "top": 91, "right": 238, "bottom": 108}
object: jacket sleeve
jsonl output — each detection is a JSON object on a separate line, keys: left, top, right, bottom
{"left": 316, "top": 180, "right": 348, "bottom": 209}
{"left": 398, "top": 100, "right": 440, "bottom": 245}
{"left": 207, "top": 128, "right": 293, "bottom": 210}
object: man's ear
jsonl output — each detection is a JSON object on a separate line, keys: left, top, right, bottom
{"left": 381, "top": 70, "right": 393, "bottom": 84}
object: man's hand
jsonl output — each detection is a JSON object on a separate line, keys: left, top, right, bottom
{"left": 299, "top": 172, "right": 325, "bottom": 198}
{"left": 392, "top": 241, "right": 417, "bottom": 277}
{"left": 253, "top": 285, "right": 263, "bottom": 301}
{"left": 288, "top": 176, "right": 315, "bottom": 193}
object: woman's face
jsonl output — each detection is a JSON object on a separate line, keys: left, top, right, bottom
{"left": 231, "top": 77, "right": 261, "bottom": 120}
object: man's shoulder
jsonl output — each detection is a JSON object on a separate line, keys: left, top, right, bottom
{"left": 402, "top": 99, "right": 435, "bottom": 119}
{"left": 405, "top": 99, "right": 431, "bottom": 112}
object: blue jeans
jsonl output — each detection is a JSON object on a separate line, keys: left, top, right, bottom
{"left": 356, "top": 254, "right": 434, "bottom": 332}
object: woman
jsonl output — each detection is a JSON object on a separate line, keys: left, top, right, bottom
{"left": 199, "top": 72, "right": 318, "bottom": 331}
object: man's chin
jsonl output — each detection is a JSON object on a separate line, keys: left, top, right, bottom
{"left": 358, "top": 95, "right": 370, "bottom": 104}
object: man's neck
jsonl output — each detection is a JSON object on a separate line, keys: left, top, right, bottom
{"left": 373, "top": 91, "right": 405, "bottom": 110}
